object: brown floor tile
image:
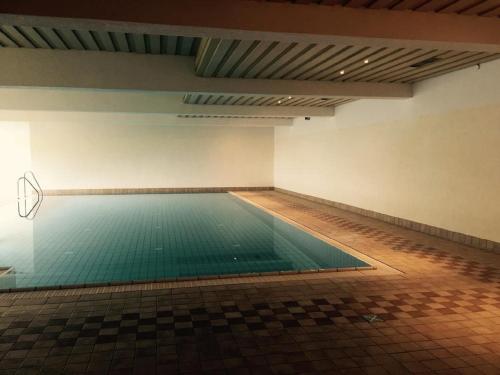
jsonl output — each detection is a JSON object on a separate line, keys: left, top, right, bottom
{"left": 0, "top": 191, "right": 499, "bottom": 374}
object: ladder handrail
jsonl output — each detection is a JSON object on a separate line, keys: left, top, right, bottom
{"left": 24, "top": 170, "right": 43, "bottom": 199}
{"left": 17, "top": 171, "right": 43, "bottom": 219}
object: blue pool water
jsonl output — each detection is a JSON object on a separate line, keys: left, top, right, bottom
{"left": 0, "top": 193, "right": 369, "bottom": 289}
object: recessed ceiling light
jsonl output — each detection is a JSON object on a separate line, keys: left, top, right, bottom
{"left": 364, "top": 59, "right": 369, "bottom": 64}
{"left": 340, "top": 70, "right": 345, "bottom": 75}
{"left": 287, "top": 96, "right": 292, "bottom": 99}
{"left": 277, "top": 100, "right": 282, "bottom": 104}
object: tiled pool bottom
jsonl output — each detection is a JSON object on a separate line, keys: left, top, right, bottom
{"left": 0, "top": 193, "right": 370, "bottom": 290}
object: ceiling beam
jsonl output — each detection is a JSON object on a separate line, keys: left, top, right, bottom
{"left": 0, "top": 48, "right": 413, "bottom": 99}
{"left": 0, "top": 88, "right": 335, "bottom": 117}
{"left": 1, "top": 0, "right": 499, "bottom": 52}
{"left": 0, "top": 110, "right": 294, "bottom": 127}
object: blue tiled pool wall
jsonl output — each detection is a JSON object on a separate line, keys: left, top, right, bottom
{"left": 0, "top": 193, "right": 369, "bottom": 289}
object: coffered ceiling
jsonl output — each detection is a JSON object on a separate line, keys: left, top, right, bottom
{"left": 0, "top": 25, "right": 199, "bottom": 55}
{"left": 0, "top": 0, "right": 498, "bottom": 115}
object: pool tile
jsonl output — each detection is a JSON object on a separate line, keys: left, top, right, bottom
{"left": 1, "top": 193, "right": 369, "bottom": 290}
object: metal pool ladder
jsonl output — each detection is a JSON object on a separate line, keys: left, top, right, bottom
{"left": 17, "top": 171, "right": 43, "bottom": 219}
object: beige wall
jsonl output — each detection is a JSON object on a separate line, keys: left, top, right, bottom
{"left": 275, "top": 60, "right": 500, "bottom": 242}
{"left": 30, "top": 122, "right": 274, "bottom": 189}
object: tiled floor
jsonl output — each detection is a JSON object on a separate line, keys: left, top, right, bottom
{"left": 0, "top": 191, "right": 499, "bottom": 374}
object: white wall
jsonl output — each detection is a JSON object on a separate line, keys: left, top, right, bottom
{"left": 275, "top": 60, "right": 500, "bottom": 242}
{"left": 30, "top": 122, "right": 274, "bottom": 189}
{"left": 0, "top": 122, "right": 34, "bottom": 277}
{"left": 0, "top": 122, "right": 32, "bottom": 206}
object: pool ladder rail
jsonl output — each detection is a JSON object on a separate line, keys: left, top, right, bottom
{"left": 17, "top": 171, "right": 43, "bottom": 220}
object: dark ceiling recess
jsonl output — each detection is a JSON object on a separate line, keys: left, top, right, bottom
{"left": 258, "top": 0, "right": 500, "bottom": 18}
{"left": 410, "top": 57, "right": 441, "bottom": 68}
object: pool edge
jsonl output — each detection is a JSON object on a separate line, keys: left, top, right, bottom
{"left": 229, "top": 191, "right": 403, "bottom": 276}
{"left": 0, "top": 265, "right": 379, "bottom": 294}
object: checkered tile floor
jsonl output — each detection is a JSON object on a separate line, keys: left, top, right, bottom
{"left": 263, "top": 193, "right": 500, "bottom": 284}
{"left": 0, "top": 191, "right": 499, "bottom": 374}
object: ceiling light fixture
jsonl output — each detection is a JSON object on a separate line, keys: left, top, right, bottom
{"left": 340, "top": 70, "right": 345, "bottom": 75}
{"left": 287, "top": 96, "right": 292, "bottom": 99}
{"left": 277, "top": 100, "right": 282, "bottom": 104}
{"left": 364, "top": 59, "right": 369, "bottom": 64}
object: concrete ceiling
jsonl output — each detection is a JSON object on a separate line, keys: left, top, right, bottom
{"left": 194, "top": 36, "right": 498, "bottom": 106}
{"left": 0, "top": 0, "right": 499, "bottom": 116}
{"left": 195, "top": 38, "right": 498, "bottom": 83}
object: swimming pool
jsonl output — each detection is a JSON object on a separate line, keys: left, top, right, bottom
{"left": 0, "top": 193, "right": 370, "bottom": 290}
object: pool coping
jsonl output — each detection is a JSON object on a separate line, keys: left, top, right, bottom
{"left": 0, "top": 267, "right": 402, "bottom": 300}
{"left": 0, "top": 266, "right": 375, "bottom": 294}
{"left": 0, "top": 191, "right": 400, "bottom": 297}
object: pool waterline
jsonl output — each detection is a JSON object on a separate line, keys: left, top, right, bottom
{"left": 0, "top": 193, "right": 372, "bottom": 290}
